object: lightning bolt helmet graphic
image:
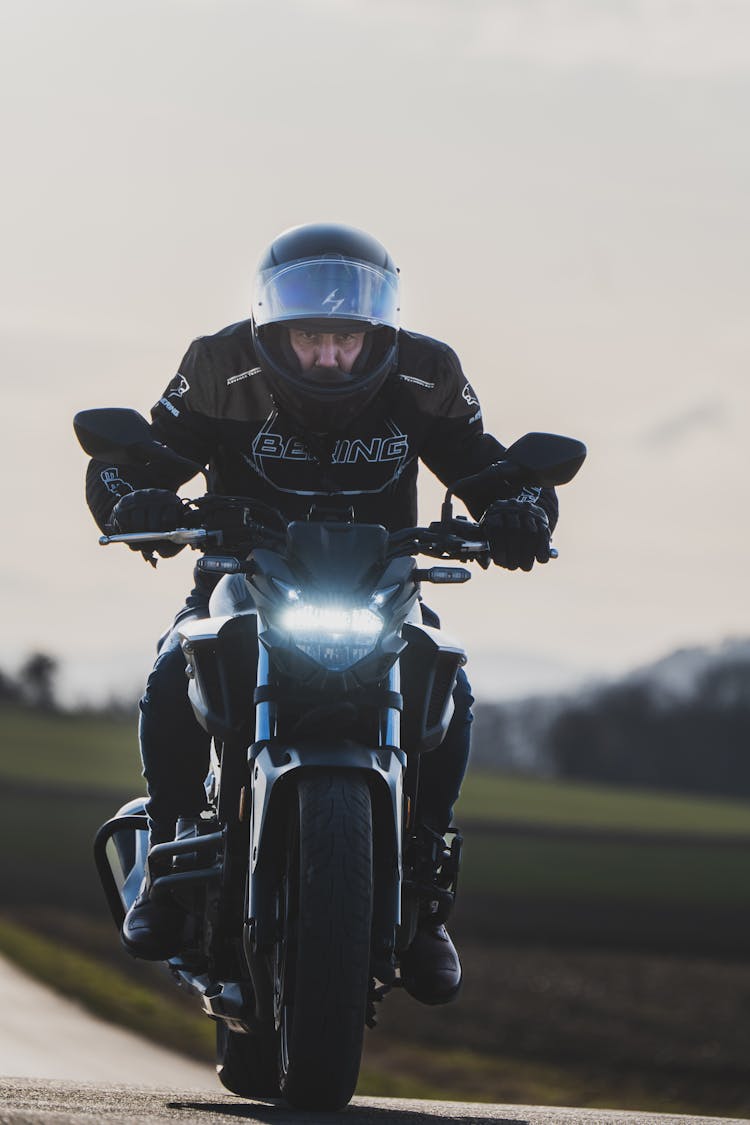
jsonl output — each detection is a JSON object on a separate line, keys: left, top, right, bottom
{"left": 322, "top": 289, "right": 346, "bottom": 315}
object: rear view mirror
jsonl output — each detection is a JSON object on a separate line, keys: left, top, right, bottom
{"left": 503, "top": 432, "right": 587, "bottom": 487}
{"left": 448, "top": 431, "right": 587, "bottom": 504}
{"left": 73, "top": 408, "right": 204, "bottom": 479}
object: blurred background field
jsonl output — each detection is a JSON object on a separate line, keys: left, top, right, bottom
{"left": 2, "top": 692, "right": 750, "bottom": 1117}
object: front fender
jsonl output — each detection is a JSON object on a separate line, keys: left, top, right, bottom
{"left": 246, "top": 741, "right": 405, "bottom": 952}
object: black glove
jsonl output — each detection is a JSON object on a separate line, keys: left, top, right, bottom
{"left": 109, "top": 489, "right": 188, "bottom": 559}
{"left": 480, "top": 498, "right": 551, "bottom": 571}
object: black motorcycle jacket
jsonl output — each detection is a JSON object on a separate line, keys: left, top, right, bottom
{"left": 86, "top": 319, "right": 558, "bottom": 535}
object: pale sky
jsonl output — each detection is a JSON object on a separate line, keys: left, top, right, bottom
{"left": 1, "top": 0, "right": 748, "bottom": 704}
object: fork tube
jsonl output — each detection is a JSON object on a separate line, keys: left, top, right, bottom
{"left": 382, "top": 663, "right": 401, "bottom": 748}
{"left": 255, "top": 638, "right": 273, "bottom": 742}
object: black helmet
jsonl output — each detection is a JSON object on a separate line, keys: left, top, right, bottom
{"left": 251, "top": 222, "right": 400, "bottom": 434}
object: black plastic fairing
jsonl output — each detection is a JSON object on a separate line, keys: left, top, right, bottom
{"left": 180, "top": 614, "right": 259, "bottom": 739}
{"left": 400, "top": 622, "right": 466, "bottom": 753}
{"left": 285, "top": 521, "right": 388, "bottom": 593}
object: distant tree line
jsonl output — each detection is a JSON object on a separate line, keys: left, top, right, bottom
{"left": 549, "top": 653, "right": 750, "bottom": 797}
{"left": 0, "top": 652, "right": 59, "bottom": 712}
{"left": 472, "top": 646, "right": 750, "bottom": 799}
{"left": 0, "top": 653, "right": 135, "bottom": 718}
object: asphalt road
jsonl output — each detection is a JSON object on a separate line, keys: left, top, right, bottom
{"left": 1, "top": 955, "right": 747, "bottom": 1125}
{"left": 1, "top": 1079, "right": 748, "bottom": 1125}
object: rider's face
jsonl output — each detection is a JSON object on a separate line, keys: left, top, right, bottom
{"left": 288, "top": 329, "right": 365, "bottom": 380}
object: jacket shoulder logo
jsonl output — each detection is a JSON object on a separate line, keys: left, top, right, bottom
{"left": 462, "top": 383, "right": 479, "bottom": 407}
{"left": 398, "top": 373, "right": 435, "bottom": 389}
{"left": 227, "top": 367, "right": 262, "bottom": 386}
{"left": 168, "top": 373, "right": 190, "bottom": 399}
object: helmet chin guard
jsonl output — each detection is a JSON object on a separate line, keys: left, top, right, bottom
{"left": 255, "top": 324, "right": 396, "bottom": 435}
{"left": 251, "top": 223, "right": 400, "bottom": 435}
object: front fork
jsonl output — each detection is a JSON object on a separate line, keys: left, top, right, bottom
{"left": 246, "top": 654, "right": 406, "bottom": 957}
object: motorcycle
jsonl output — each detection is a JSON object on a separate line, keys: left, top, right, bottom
{"left": 74, "top": 407, "right": 585, "bottom": 1110}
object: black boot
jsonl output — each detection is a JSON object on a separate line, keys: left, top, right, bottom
{"left": 121, "top": 878, "right": 184, "bottom": 961}
{"left": 400, "top": 824, "right": 463, "bottom": 1004}
{"left": 399, "top": 919, "right": 462, "bottom": 1005}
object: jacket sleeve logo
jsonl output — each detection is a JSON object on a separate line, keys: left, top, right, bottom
{"left": 462, "top": 383, "right": 479, "bottom": 408}
{"left": 100, "top": 467, "right": 134, "bottom": 497}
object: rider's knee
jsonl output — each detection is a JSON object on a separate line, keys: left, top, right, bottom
{"left": 140, "top": 636, "right": 187, "bottom": 714}
{"left": 452, "top": 667, "right": 474, "bottom": 725}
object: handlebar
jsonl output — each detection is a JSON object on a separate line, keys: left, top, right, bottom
{"left": 99, "top": 516, "right": 493, "bottom": 563}
{"left": 99, "top": 498, "right": 557, "bottom": 564}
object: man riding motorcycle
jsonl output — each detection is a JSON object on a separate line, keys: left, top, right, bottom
{"left": 83, "top": 222, "right": 556, "bottom": 1006}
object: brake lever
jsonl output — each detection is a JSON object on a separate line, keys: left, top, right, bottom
{"left": 98, "top": 528, "right": 222, "bottom": 547}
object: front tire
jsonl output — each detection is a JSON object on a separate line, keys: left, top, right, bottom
{"left": 276, "top": 771, "right": 373, "bottom": 1110}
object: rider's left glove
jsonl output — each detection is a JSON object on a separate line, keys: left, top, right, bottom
{"left": 109, "top": 488, "right": 187, "bottom": 559}
{"left": 480, "top": 498, "right": 551, "bottom": 572}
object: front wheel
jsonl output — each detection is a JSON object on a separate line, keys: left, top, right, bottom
{"left": 275, "top": 771, "right": 373, "bottom": 1110}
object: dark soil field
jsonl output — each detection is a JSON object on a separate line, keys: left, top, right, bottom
{"left": 364, "top": 940, "right": 750, "bottom": 1115}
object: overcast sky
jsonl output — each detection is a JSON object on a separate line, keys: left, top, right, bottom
{"left": 2, "top": 0, "right": 748, "bottom": 703}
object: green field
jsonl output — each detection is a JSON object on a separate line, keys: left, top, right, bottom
{"left": 5, "top": 704, "right": 750, "bottom": 837}
{"left": 0, "top": 706, "right": 141, "bottom": 792}
{"left": 461, "top": 831, "right": 750, "bottom": 904}
{"left": 458, "top": 770, "right": 750, "bottom": 836}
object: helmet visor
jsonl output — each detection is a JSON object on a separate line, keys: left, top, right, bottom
{"left": 253, "top": 257, "right": 400, "bottom": 331}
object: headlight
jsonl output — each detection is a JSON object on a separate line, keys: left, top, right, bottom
{"left": 279, "top": 604, "right": 383, "bottom": 671}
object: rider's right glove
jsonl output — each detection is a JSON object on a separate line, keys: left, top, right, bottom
{"left": 479, "top": 498, "right": 551, "bottom": 572}
{"left": 109, "top": 489, "right": 187, "bottom": 559}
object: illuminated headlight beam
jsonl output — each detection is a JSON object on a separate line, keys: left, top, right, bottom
{"left": 280, "top": 604, "right": 383, "bottom": 640}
